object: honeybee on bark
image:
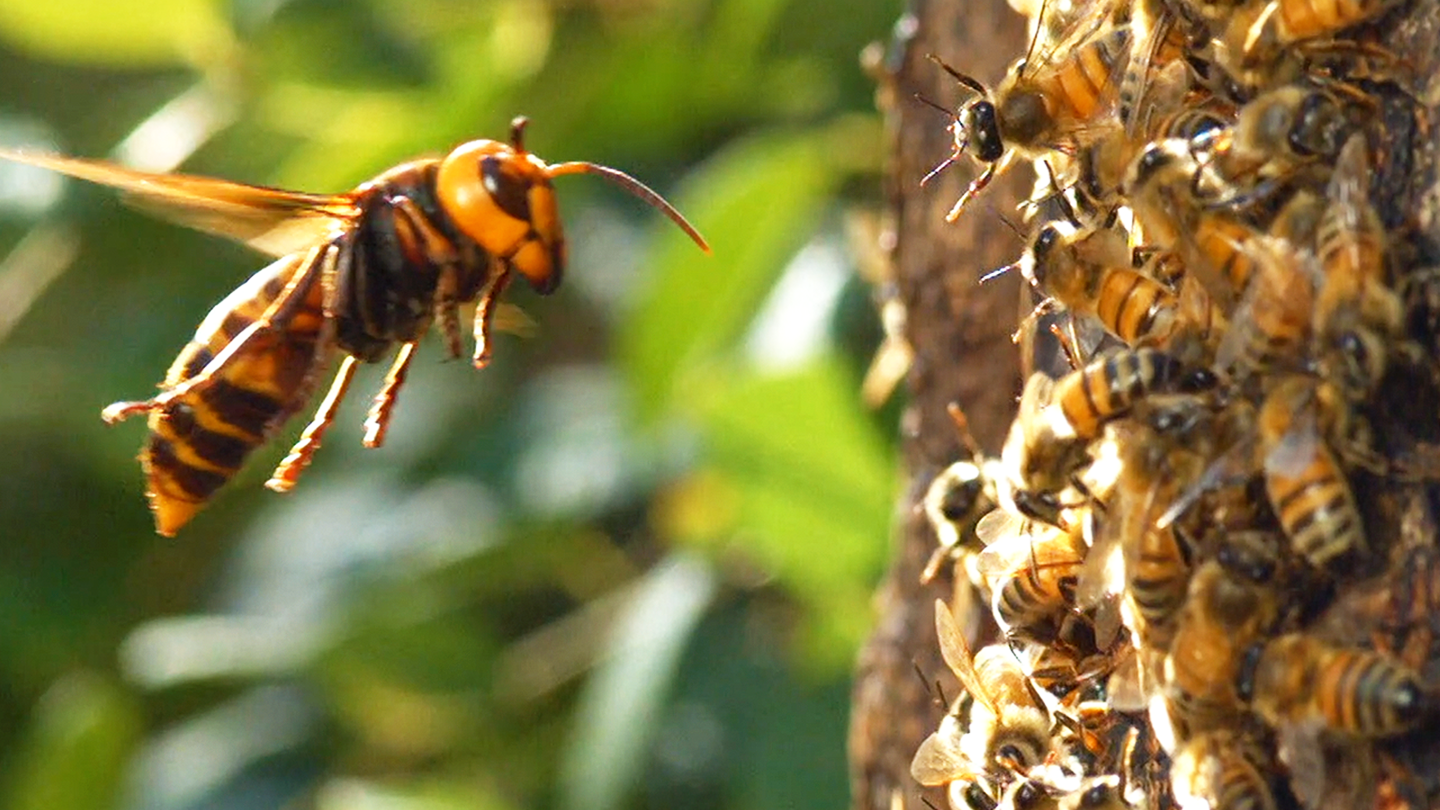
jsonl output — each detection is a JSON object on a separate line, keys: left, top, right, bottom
{"left": 925, "top": 12, "right": 1132, "bottom": 221}
{"left": 0, "top": 118, "right": 708, "bottom": 534}
{"left": 1257, "top": 376, "right": 1368, "bottom": 571}
{"left": 1313, "top": 134, "right": 1405, "bottom": 401}
{"left": 1162, "top": 535, "right": 1282, "bottom": 744}
{"left": 912, "top": 600, "right": 1053, "bottom": 788}
{"left": 1240, "top": 633, "right": 1429, "bottom": 737}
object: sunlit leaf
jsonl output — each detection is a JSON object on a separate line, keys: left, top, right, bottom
{"left": 621, "top": 128, "right": 839, "bottom": 423}
{"left": 687, "top": 355, "right": 892, "bottom": 666}
{"left": 4, "top": 673, "right": 142, "bottom": 810}
{"left": 559, "top": 554, "right": 717, "bottom": 810}
{"left": 0, "top": 0, "right": 231, "bottom": 67}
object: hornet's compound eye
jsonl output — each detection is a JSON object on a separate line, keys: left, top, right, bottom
{"left": 481, "top": 155, "right": 534, "bottom": 224}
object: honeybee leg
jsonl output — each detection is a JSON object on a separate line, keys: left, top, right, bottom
{"left": 265, "top": 355, "right": 361, "bottom": 493}
{"left": 471, "top": 269, "right": 513, "bottom": 369}
{"left": 1011, "top": 298, "right": 1058, "bottom": 344}
{"left": 944, "top": 162, "right": 998, "bottom": 223}
{"left": 102, "top": 245, "right": 331, "bottom": 425}
{"left": 362, "top": 342, "right": 418, "bottom": 449}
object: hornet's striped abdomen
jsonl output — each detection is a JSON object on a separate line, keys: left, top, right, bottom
{"left": 142, "top": 249, "right": 332, "bottom": 535}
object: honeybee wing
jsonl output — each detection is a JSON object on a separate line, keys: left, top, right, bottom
{"left": 911, "top": 715, "right": 976, "bottom": 785}
{"left": 1077, "top": 435, "right": 1146, "bottom": 609}
{"left": 934, "top": 599, "right": 1001, "bottom": 716}
{"left": 1326, "top": 134, "right": 1370, "bottom": 217}
{"left": 1155, "top": 437, "right": 1254, "bottom": 530}
{"left": 1263, "top": 402, "right": 1321, "bottom": 480}
{"left": 1213, "top": 235, "right": 1318, "bottom": 376}
{"left": 0, "top": 149, "right": 359, "bottom": 257}
{"left": 976, "top": 506, "right": 1029, "bottom": 550}
{"left": 1120, "top": 0, "right": 1179, "bottom": 136}
{"left": 1273, "top": 719, "right": 1327, "bottom": 810}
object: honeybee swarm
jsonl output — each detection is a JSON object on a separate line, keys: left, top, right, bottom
{"left": 904, "top": 0, "right": 1440, "bottom": 806}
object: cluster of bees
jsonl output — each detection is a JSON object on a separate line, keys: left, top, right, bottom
{"left": 906, "top": 0, "right": 1440, "bottom": 805}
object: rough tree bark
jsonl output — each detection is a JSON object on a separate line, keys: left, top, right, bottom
{"left": 847, "top": 2, "right": 1028, "bottom": 809}
{"left": 848, "top": 0, "right": 1440, "bottom": 807}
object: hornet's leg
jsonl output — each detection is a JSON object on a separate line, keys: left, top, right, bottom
{"left": 472, "top": 270, "right": 513, "bottom": 369}
{"left": 265, "top": 354, "right": 360, "bottom": 493}
{"left": 362, "top": 342, "right": 418, "bottom": 449}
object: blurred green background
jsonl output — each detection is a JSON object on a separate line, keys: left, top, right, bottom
{"left": 0, "top": 1, "right": 903, "bottom": 809}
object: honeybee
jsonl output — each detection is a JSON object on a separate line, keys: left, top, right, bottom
{"left": 1257, "top": 376, "right": 1366, "bottom": 570}
{"left": 1056, "top": 777, "right": 1131, "bottom": 810}
{"left": 1168, "top": 730, "right": 1279, "bottom": 810}
{"left": 980, "top": 522, "right": 1092, "bottom": 649}
{"left": 923, "top": 404, "right": 1005, "bottom": 584}
{"left": 1081, "top": 396, "right": 1219, "bottom": 654}
{"left": 1242, "top": 0, "right": 1405, "bottom": 60}
{"left": 1123, "top": 138, "right": 1274, "bottom": 305}
{"left": 912, "top": 599, "right": 1053, "bottom": 786}
{"left": 998, "top": 373, "right": 1089, "bottom": 526}
{"left": 1075, "top": 62, "right": 1231, "bottom": 217}
{"left": 0, "top": 118, "right": 708, "bottom": 534}
{"left": 1313, "top": 134, "right": 1403, "bottom": 400}
{"left": 928, "top": 20, "right": 1132, "bottom": 222}
{"left": 1211, "top": 82, "right": 1369, "bottom": 185}
{"left": 1241, "top": 633, "right": 1428, "bottom": 736}
{"left": 1020, "top": 220, "right": 1183, "bottom": 347}
{"left": 1163, "top": 537, "right": 1280, "bottom": 742}
{"left": 1051, "top": 347, "right": 1213, "bottom": 441}
{"left": 1215, "top": 235, "right": 1316, "bottom": 380}
{"left": 995, "top": 778, "right": 1062, "bottom": 810}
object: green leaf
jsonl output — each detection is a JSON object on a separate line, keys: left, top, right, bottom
{"left": 620, "top": 128, "right": 838, "bottom": 423}
{"left": 689, "top": 355, "right": 893, "bottom": 666}
{"left": 559, "top": 555, "right": 716, "bottom": 810}
{"left": 4, "top": 673, "right": 142, "bottom": 810}
{"left": 0, "top": 1, "right": 231, "bottom": 67}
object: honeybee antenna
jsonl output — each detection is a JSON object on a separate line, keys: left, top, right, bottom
{"left": 979, "top": 262, "right": 1018, "bottom": 284}
{"left": 509, "top": 116, "right": 530, "bottom": 153}
{"left": 1020, "top": 0, "right": 1051, "bottom": 78}
{"left": 925, "top": 53, "right": 987, "bottom": 98}
{"left": 547, "top": 160, "right": 711, "bottom": 253}
{"left": 914, "top": 93, "right": 957, "bottom": 119}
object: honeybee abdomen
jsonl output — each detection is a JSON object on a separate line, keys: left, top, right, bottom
{"left": 1277, "top": 0, "right": 1383, "bottom": 40}
{"left": 1265, "top": 450, "right": 1363, "bottom": 568}
{"left": 1313, "top": 649, "right": 1424, "bottom": 735}
{"left": 1196, "top": 218, "right": 1258, "bottom": 292}
{"left": 994, "top": 554, "right": 1084, "bottom": 641}
{"left": 1128, "top": 528, "right": 1190, "bottom": 645}
{"left": 1095, "top": 269, "right": 1177, "bottom": 344}
{"left": 1046, "top": 28, "right": 1130, "bottom": 123}
{"left": 1059, "top": 348, "right": 1180, "bottom": 438}
{"left": 142, "top": 252, "right": 330, "bottom": 535}
{"left": 1171, "top": 733, "right": 1278, "bottom": 810}
{"left": 1315, "top": 220, "right": 1384, "bottom": 283}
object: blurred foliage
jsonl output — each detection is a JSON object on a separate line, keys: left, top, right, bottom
{"left": 0, "top": 1, "right": 903, "bottom": 809}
